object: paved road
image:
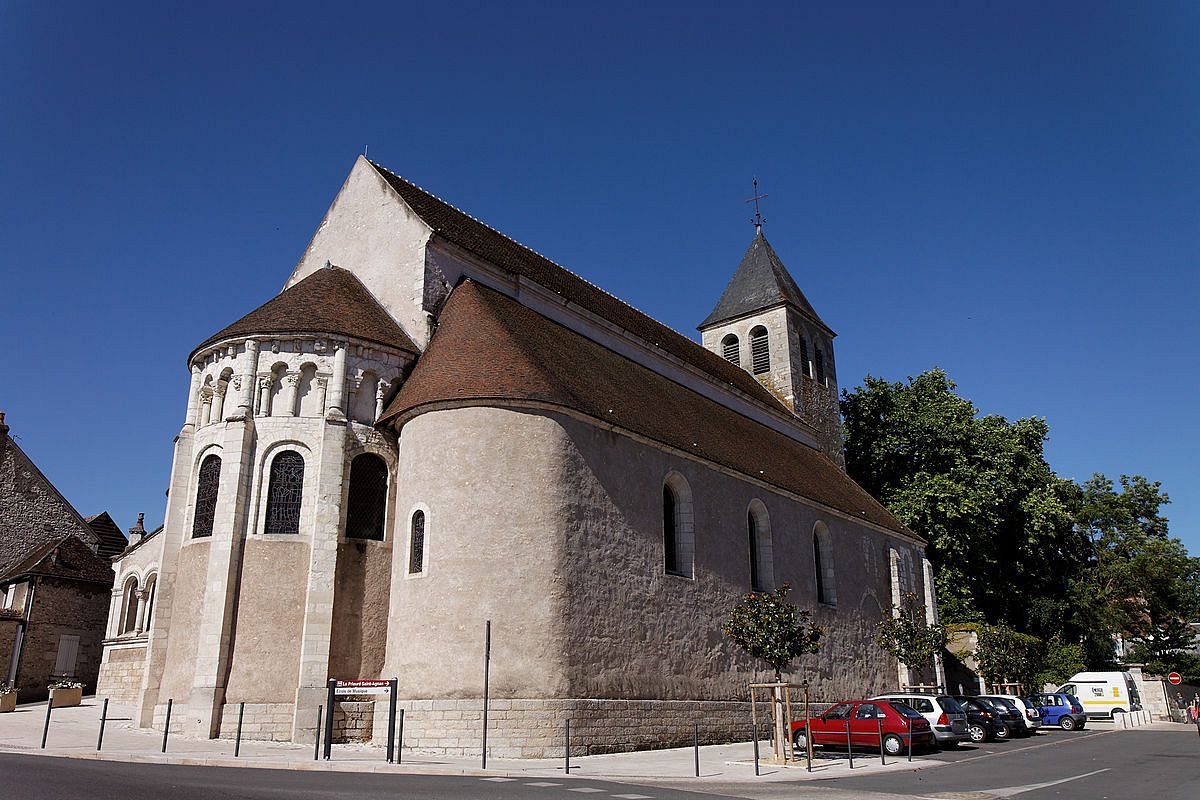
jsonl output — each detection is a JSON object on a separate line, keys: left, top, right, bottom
{"left": 0, "top": 754, "right": 738, "bottom": 800}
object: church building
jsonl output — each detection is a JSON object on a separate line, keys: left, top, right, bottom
{"left": 96, "top": 157, "right": 938, "bottom": 755}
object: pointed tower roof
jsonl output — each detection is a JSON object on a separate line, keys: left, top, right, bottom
{"left": 698, "top": 230, "right": 831, "bottom": 333}
{"left": 191, "top": 265, "right": 418, "bottom": 360}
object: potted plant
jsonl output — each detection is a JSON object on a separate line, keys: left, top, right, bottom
{"left": 48, "top": 679, "right": 83, "bottom": 708}
{"left": 0, "top": 685, "right": 16, "bottom": 713}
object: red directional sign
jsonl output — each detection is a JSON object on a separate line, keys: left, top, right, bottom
{"left": 1168, "top": 672, "right": 1182, "bottom": 685}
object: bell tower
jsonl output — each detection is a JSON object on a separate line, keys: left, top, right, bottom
{"left": 698, "top": 226, "right": 844, "bottom": 467}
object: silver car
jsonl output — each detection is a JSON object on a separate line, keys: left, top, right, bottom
{"left": 870, "top": 693, "right": 970, "bottom": 747}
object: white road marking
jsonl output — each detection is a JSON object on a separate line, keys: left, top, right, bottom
{"left": 611, "top": 795, "right": 654, "bottom": 799}
{"left": 481, "top": 777, "right": 518, "bottom": 782}
{"left": 567, "top": 789, "right": 607, "bottom": 794}
{"left": 524, "top": 782, "right": 562, "bottom": 787}
{"left": 983, "top": 768, "right": 1110, "bottom": 798}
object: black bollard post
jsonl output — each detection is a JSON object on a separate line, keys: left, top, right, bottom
{"left": 845, "top": 722, "right": 853, "bottom": 769}
{"left": 323, "top": 680, "right": 335, "bottom": 760}
{"left": 877, "top": 717, "right": 885, "bottom": 765}
{"left": 693, "top": 723, "right": 700, "bottom": 777}
{"left": 397, "top": 708, "right": 405, "bottom": 764}
{"left": 482, "top": 621, "right": 491, "bottom": 770}
{"left": 313, "top": 705, "right": 322, "bottom": 761}
{"left": 907, "top": 716, "right": 913, "bottom": 762}
{"left": 235, "top": 702, "right": 245, "bottom": 757}
{"left": 751, "top": 725, "right": 760, "bottom": 776}
{"left": 162, "top": 699, "right": 173, "bottom": 753}
{"left": 564, "top": 718, "right": 571, "bottom": 774}
{"left": 97, "top": 698, "right": 109, "bottom": 751}
{"left": 386, "top": 679, "right": 398, "bottom": 764}
{"left": 40, "top": 699, "right": 53, "bottom": 749}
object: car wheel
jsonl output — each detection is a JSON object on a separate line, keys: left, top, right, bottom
{"left": 1060, "top": 716, "right": 1078, "bottom": 731}
{"left": 994, "top": 723, "right": 1011, "bottom": 740}
{"left": 882, "top": 733, "right": 904, "bottom": 756}
{"left": 792, "top": 729, "right": 808, "bottom": 751}
{"left": 968, "top": 723, "right": 987, "bottom": 743}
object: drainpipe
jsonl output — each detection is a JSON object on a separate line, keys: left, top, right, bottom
{"left": 7, "top": 577, "right": 37, "bottom": 690}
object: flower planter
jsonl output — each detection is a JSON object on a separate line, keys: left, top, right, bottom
{"left": 50, "top": 687, "right": 82, "bottom": 708}
{"left": 0, "top": 693, "right": 16, "bottom": 713}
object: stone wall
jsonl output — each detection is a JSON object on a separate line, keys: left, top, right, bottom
{"left": 97, "top": 645, "right": 147, "bottom": 702}
{"left": 15, "top": 578, "right": 110, "bottom": 702}
{"left": 216, "top": 702, "right": 295, "bottom": 742}
{"left": 332, "top": 700, "right": 375, "bottom": 743}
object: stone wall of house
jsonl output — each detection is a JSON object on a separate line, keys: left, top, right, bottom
{"left": 14, "top": 577, "right": 110, "bottom": 702}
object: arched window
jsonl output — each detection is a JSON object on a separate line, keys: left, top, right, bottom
{"left": 748, "top": 501, "right": 773, "bottom": 591}
{"left": 119, "top": 576, "right": 140, "bottom": 635}
{"left": 408, "top": 510, "right": 426, "bottom": 574}
{"left": 142, "top": 574, "right": 157, "bottom": 631}
{"left": 264, "top": 451, "right": 305, "bottom": 535}
{"left": 749, "top": 326, "right": 770, "bottom": 374}
{"left": 816, "top": 349, "right": 826, "bottom": 385}
{"left": 351, "top": 371, "right": 378, "bottom": 424}
{"left": 346, "top": 454, "right": 388, "bottom": 541}
{"left": 799, "top": 337, "right": 811, "bottom": 378}
{"left": 192, "top": 454, "right": 221, "bottom": 538}
{"left": 721, "top": 334, "right": 740, "bottom": 365}
{"left": 662, "top": 474, "right": 695, "bottom": 578}
{"left": 814, "top": 521, "right": 836, "bottom": 605}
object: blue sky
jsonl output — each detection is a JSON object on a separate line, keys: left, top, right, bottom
{"left": 2, "top": 2, "right": 1196, "bottom": 551}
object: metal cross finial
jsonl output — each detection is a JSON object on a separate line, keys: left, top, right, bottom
{"left": 746, "top": 177, "right": 768, "bottom": 231}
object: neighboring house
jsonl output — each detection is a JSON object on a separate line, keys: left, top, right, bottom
{"left": 97, "top": 158, "right": 935, "bottom": 755}
{"left": 0, "top": 413, "right": 125, "bottom": 701}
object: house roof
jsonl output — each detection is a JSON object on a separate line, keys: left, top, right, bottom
{"left": 381, "top": 280, "right": 913, "bottom": 539}
{"left": 190, "top": 265, "right": 418, "bottom": 361}
{"left": 367, "top": 160, "right": 787, "bottom": 412}
{"left": 84, "top": 512, "right": 127, "bottom": 559}
{"left": 0, "top": 535, "right": 113, "bottom": 586}
{"left": 699, "top": 229, "right": 830, "bottom": 331}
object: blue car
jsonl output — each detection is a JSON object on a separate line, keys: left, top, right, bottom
{"left": 1025, "top": 693, "right": 1088, "bottom": 730}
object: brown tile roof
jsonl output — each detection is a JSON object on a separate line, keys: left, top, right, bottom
{"left": 381, "top": 281, "right": 913, "bottom": 538}
{"left": 191, "top": 265, "right": 418, "bottom": 360}
{"left": 367, "top": 161, "right": 787, "bottom": 412}
{"left": 0, "top": 535, "right": 114, "bottom": 586}
{"left": 84, "top": 512, "right": 127, "bottom": 559}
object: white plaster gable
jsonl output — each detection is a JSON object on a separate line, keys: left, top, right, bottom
{"left": 289, "top": 156, "right": 434, "bottom": 349}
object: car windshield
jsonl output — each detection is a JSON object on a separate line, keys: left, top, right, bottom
{"left": 886, "top": 702, "right": 925, "bottom": 720}
{"left": 938, "top": 696, "right": 966, "bottom": 714}
{"left": 988, "top": 698, "right": 1018, "bottom": 711}
{"left": 824, "top": 703, "right": 854, "bottom": 720}
{"left": 973, "top": 697, "right": 999, "bottom": 711}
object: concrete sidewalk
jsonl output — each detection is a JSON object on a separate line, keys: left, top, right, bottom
{"left": 0, "top": 697, "right": 938, "bottom": 783}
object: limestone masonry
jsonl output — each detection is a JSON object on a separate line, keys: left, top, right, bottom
{"left": 95, "top": 158, "right": 941, "bottom": 755}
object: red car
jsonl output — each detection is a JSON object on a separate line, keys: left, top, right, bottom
{"left": 791, "top": 700, "right": 936, "bottom": 756}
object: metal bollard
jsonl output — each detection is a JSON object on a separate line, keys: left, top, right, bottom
{"left": 162, "top": 698, "right": 173, "bottom": 753}
{"left": 564, "top": 719, "right": 571, "bottom": 774}
{"left": 397, "top": 708, "right": 405, "bottom": 764}
{"left": 234, "top": 702, "right": 245, "bottom": 757}
{"left": 751, "top": 725, "right": 760, "bottom": 776}
{"left": 41, "top": 700, "right": 53, "bottom": 749}
{"left": 313, "top": 705, "right": 322, "bottom": 761}
{"left": 693, "top": 723, "right": 699, "bottom": 777}
{"left": 97, "top": 698, "right": 109, "bottom": 751}
{"left": 845, "top": 722, "right": 854, "bottom": 769}
{"left": 878, "top": 717, "right": 885, "bottom": 765}
{"left": 907, "top": 716, "right": 913, "bottom": 762}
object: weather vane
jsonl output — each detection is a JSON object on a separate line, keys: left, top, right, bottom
{"left": 746, "top": 177, "right": 768, "bottom": 231}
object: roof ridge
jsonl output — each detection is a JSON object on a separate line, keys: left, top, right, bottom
{"left": 367, "top": 160, "right": 695, "bottom": 344}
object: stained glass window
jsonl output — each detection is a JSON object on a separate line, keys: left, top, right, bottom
{"left": 192, "top": 455, "right": 221, "bottom": 538}
{"left": 264, "top": 451, "right": 304, "bottom": 535}
{"left": 408, "top": 511, "right": 425, "bottom": 574}
{"left": 346, "top": 454, "right": 388, "bottom": 540}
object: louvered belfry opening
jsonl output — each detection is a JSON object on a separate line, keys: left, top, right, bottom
{"left": 721, "top": 334, "right": 740, "bottom": 365}
{"left": 749, "top": 326, "right": 770, "bottom": 374}
{"left": 265, "top": 451, "right": 304, "bottom": 535}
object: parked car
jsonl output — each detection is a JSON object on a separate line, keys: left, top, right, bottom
{"left": 953, "top": 696, "right": 1011, "bottom": 742}
{"left": 1026, "top": 693, "right": 1088, "bottom": 730}
{"left": 1057, "top": 671, "right": 1142, "bottom": 719}
{"left": 870, "top": 693, "right": 970, "bottom": 748}
{"left": 980, "top": 694, "right": 1041, "bottom": 734}
{"left": 790, "top": 700, "right": 936, "bottom": 756}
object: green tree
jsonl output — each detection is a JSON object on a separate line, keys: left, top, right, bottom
{"left": 722, "top": 584, "right": 824, "bottom": 681}
{"left": 974, "top": 625, "right": 1043, "bottom": 691}
{"left": 876, "top": 591, "right": 949, "bottom": 683}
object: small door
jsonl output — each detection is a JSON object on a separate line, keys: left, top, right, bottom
{"left": 53, "top": 634, "right": 80, "bottom": 678}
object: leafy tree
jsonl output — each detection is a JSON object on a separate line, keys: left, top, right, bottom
{"left": 974, "top": 625, "right": 1043, "bottom": 691}
{"left": 722, "top": 584, "right": 824, "bottom": 681}
{"left": 1035, "top": 637, "right": 1086, "bottom": 688}
{"left": 876, "top": 591, "right": 949, "bottom": 682}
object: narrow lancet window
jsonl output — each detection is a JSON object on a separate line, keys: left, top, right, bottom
{"left": 192, "top": 454, "right": 221, "bottom": 538}
{"left": 346, "top": 454, "right": 388, "bottom": 540}
{"left": 408, "top": 511, "right": 426, "bottom": 574}
{"left": 264, "top": 451, "right": 304, "bottom": 535}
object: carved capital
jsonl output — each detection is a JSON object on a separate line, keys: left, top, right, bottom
{"left": 199, "top": 386, "right": 214, "bottom": 402}
{"left": 259, "top": 377, "right": 273, "bottom": 391}
{"left": 283, "top": 373, "right": 300, "bottom": 388}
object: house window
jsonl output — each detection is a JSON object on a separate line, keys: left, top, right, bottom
{"left": 346, "top": 454, "right": 388, "bottom": 540}
{"left": 721, "top": 334, "right": 740, "bottom": 365}
{"left": 800, "top": 337, "right": 811, "bottom": 378}
{"left": 53, "top": 635, "right": 80, "bottom": 678}
{"left": 192, "top": 454, "right": 221, "bottom": 538}
{"left": 814, "top": 521, "right": 836, "bottom": 605}
{"left": 663, "top": 474, "right": 695, "bottom": 578}
{"left": 264, "top": 451, "right": 305, "bottom": 535}
{"left": 408, "top": 510, "right": 426, "bottom": 574}
{"left": 748, "top": 501, "right": 773, "bottom": 591}
{"left": 816, "top": 349, "right": 826, "bottom": 385}
{"left": 750, "top": 326, "right": 770, "bottom": 374}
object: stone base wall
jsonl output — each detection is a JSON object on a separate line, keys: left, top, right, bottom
{"left": 96, "top": 645, "right": 147, "bottom": 703}
{"left": 368, "top": 698, "right": 760, "bottom": 758}
{"left": 152, "top": 702, "right": 187, "bottom": 735}
{"left": 332, "top": 700, "right": 375, "bottom": 743}
{"left": 216, "top": 702, "right": 294, "bottom": 742}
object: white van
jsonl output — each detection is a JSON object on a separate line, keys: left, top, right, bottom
{"left": 1056, "top": 671, "right": 1142, "bottom": 719}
